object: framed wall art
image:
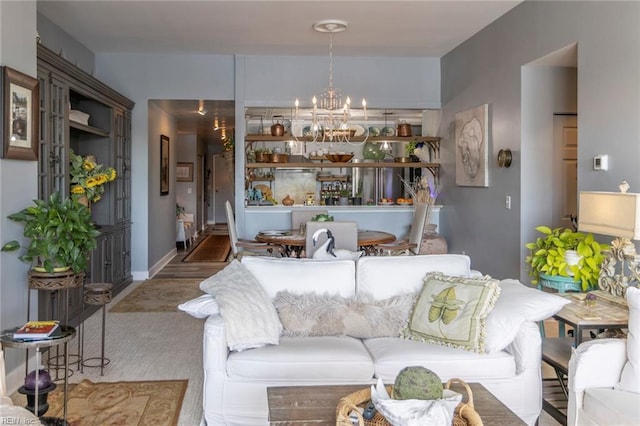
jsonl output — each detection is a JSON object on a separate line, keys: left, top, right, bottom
{"left": 1, "top": 66, "right": 39, "bottom": 161}
{"left": 455, "top": 104, "right": 489, "bottom": 187}
{"left": 160, "top": 134, "right": 170, "bottom": 195}
{"left": 176, "top": 162, "right": 194, "bottom": 182}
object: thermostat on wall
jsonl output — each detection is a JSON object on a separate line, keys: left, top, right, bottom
{"left": 593, "top": 155, "right": 608, "bottom": 171}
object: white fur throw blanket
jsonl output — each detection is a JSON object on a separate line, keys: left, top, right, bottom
{"left": 200, "top": 260, "right": 282, "bottom": 351}
{"left": 273, "top": 291, "right": 415, "bottom": 338}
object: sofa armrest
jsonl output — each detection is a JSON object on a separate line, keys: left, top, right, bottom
{"left": 567, "top": 338, "right": 627, "bottom": 426}
{"left": 568, "top": 338, "right": 627, "bottom": 392}
{"left": 504, "top": 321, "right": 541, "bottom": 374}
{"left": 203, "top": 314, "right": 229, "bottom": 371}
{"left": 202, "top": 314, "right": 229, "bottom": 423}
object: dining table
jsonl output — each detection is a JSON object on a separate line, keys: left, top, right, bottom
{"left": 255, "top": 229, "right": 396, "bottom": 257}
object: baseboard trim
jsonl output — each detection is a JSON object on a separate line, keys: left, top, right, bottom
{"left": 148, "top": 248, "right": 177, "bottom": 279}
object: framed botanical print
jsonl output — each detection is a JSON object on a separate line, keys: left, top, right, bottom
{"left": 1, "top": 66, "right": 39, "bottom": 160}
{"left": 160, "top": 134, "right": 170, "bottom": 195}
{"left": 176, "top": 162, "right": 194, "bottom": 182}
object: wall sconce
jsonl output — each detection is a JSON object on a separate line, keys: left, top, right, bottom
{"left": 497, "top": 149, "right": 512, "bottom": 168}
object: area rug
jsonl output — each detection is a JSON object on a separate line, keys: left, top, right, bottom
{"left": 109, "top": 279, "right": 203, "bottom": 313}
{"left": 182, "top": 234, "right": 231, "bottom": 262}
{"left": 45, "top": 379, "right": 187, "bottom": 426}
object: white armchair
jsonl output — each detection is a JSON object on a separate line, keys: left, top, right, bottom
{"left": 567, "top": 287, "right": 640, "bottom": 426}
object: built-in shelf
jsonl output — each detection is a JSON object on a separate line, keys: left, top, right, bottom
{"left": 245, "top": 135, "right": 440, "bottom": 143}
{"left": 69, "top": 120, "right": 109, "bottom": 137}
{"left": 246, "top": 162, "right": 438, "bottom": 169}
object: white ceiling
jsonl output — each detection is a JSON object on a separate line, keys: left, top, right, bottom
{"left": 37, "top": 0, "right": 522, "bottom": 146}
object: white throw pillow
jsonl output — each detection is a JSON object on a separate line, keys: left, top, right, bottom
{"left": 200, "top": 260, "right": 282, "bottom": 351}
{"left": 618, "top": 286, "right": 639, "bottom": 393}
{"left": 356, "top": 254, "right": 472, "bottom": 300}
{"left": 240, "top": 256, "right": 356, "bottom": 298}
{"left": 484, "top": 279, "right": 571, "bottom": 353}
{"left": 178, "top": 294, "right": 219, "bottom": 319}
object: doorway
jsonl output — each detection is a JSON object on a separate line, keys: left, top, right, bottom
{"left": 552, "top": 114, "right": 578, "bottom": 229}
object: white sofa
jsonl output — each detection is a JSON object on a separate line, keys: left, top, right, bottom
{"left": 189, "top": 255, "right": 566, "bottom": 426}
{"left": 567, "top": 286, "right": 640, "bottom": 425}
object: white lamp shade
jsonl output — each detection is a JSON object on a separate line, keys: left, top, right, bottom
{"left": 578, "top": 191, "right": 640, "bottom": 240}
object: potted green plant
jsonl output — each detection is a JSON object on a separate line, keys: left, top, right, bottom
{"left": 1, "top": 192, "right": 100, "bottom": 274}
{"left": 176, "top": 203, "right": 186, "bottom": 217}
{"left": 525, "top": 226, "right": 608, "bottom": 291}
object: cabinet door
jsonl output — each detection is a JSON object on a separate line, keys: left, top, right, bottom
{"left": 89, "top": 231, "right": 114, "bottom": 284}
{"left": 114, "top": 109, "right": 131, "bottom": 223}
{"left": 37, "top": 65, "right": 69, "bottom": 200}
{"left": 111, "top": 224, "right": 132, "bottom": 288}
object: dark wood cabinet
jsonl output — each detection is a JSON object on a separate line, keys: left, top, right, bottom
{"left": 36, "top": 45, "right": 135, "bottom": 324}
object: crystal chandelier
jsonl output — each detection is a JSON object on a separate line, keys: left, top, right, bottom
{"left": 295, "top": 20, "right": 368, "bottom": 144}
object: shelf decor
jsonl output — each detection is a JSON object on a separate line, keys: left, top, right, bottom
{"left": 1, "top": 66, "right": 39, "bottom": 161}
{"left": 69, "top": 150, "right": 117, "bottom": 203}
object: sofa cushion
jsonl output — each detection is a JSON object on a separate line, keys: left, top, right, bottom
{"left": 403, "top": 273, "right": 500, "bottom": 353}
{"left": 241, "top": 257, "right": 356, "bottom": 298}
{"left": 618, "top": 286, "right": 639, "bottom": 393}
{"left": 484, "top": 279, "right": 571, "bottom": 353}
{"left": 273, "top": 291, "right": 415, "bottom": 338}
{"left": 178, "top": 293, "right": 219, "bottom": 319}
{"left": 364, "top": 337, "right": 515, "bottom": 382}
{"left": 356, "top": 255, "right": 472, "bottom": 300}
{"left": 227, "top": 336, "right": 374, "bottom": 382}
{"left": 583, "top": 387, "right": 640, "bottom": 426}
{"left": 199, "top": 260, "right": 281, "bottom": 351}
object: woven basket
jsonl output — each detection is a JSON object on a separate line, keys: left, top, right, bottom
{"left": 336, "top": 378, "right": 483, "bottom": 426}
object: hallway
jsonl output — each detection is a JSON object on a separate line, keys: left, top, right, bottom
{"left": 153, "top": 224, "right": 230, "bottom": 279}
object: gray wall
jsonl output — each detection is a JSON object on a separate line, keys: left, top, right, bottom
{"left": 176, "top": 133, "right": 198, "bottom": 221}
{"left": 441, "top": 1, "right": 640, "bottom": 280}
{"left": 95, "top": 53, "right": 440, "bottom": 275}
{"left": 94, "top": 53, "right": 235, "bottom": 278}
{"left": 0, "top": 0, "right": 39, "bottom": 395}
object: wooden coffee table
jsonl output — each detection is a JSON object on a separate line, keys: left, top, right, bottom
{"left": 267, "top": 382, "right": 526, "bottom": 425}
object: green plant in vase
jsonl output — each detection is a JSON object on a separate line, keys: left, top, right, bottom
{"left": 524, "top": 226, "right": 608, "bottom": 290}
{"left": 1, "top": 192, "right": 99, "bottom": 274}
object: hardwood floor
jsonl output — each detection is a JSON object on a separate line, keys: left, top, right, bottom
{"left": 153, "top": 224, "right": 230, "bottom": 279}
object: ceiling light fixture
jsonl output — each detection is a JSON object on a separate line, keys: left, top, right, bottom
{"left": 294, "top": 20, "right": 368, "bottom": 144}
{"left": 197, "top": 99, "right": 206, "bottom": 116}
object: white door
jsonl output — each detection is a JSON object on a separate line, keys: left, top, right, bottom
{"left": 213, "top": 154, "right": 234, "bottom": 224}
{"left": 552, "top": 114, "right": 578, "bottom": 229}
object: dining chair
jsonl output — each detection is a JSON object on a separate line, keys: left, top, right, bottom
{"left": 305, "top": 221, "right": 358, "bottom": 259}
{"left": 291, "top": 209, "right": 328, "bottom": 232}
{"left": 375, "top": 202, "right": 429, "bottom": 255}
{"left": 225, "top": 200, "right": 282, "bottom": 259}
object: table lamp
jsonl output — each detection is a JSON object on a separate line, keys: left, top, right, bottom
{"left": 578, "top": 189, "right": 640, "bottom": 297}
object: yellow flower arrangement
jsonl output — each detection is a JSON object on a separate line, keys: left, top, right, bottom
{"left": 69, "top": 150, "right": 117, "bottom": 203}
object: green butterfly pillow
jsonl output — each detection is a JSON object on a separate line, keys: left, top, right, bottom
{"left": 402, "top": 272, "right": 500, "bottom": 353}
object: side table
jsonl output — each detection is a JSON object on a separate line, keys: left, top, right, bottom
{"left": 0, "top": 325, "right": 76, "bottom": 425}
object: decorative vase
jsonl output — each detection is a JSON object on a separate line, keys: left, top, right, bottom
{"left": 339, "top": 196, "right": 349, "bottom": 206}
{"left": 282, "top": 194, "right": 294, "bottom": 206}
{"left": 362, "top": 141, "right": 386, "bottom": 160}
{"left": 564, "top": 249, "right": 581, "bottom": 275}
{"left": 419, "top": 224, "right": 447, "bottom": 255}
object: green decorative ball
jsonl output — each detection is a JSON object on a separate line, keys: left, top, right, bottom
{"left": 393, "top": 366, "right": 443, "bottom": 400}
